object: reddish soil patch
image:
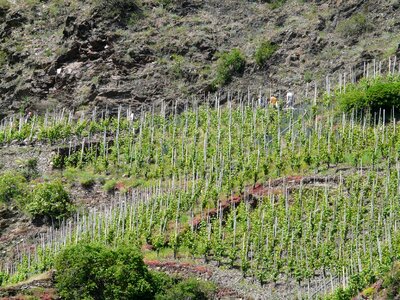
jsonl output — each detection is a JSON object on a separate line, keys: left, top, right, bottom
{"left": 115, "top": 181, "right": 126, "bottom": 191}
{"left": 191, "top": 175, "right": 339, "bottom": 229}
{"left": 141, "top": 243, "right": 154, "bottom": 251}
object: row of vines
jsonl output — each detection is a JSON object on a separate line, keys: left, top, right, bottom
{"left": 1, "top": 87, "right": 400, "bottom": 297}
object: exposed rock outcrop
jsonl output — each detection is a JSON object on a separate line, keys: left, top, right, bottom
{"left": 0, "top": 0, "right": 398, "bottom": 116}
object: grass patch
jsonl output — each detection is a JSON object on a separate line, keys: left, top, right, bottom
{"left": 304, "top": 70, "right": 313, "bottom": 83}
{"left": 337, "top": 13, "right": 373, "bottom": 38}
{"left": 0, "top": 171, "right": 27, "bottom": 204}
{"left": 63, "top": 167, "right": 98, "bottom": 188}
{"left": 103, "top": 178, "right": 117, "bottom": 193}
{"left": 78, "top": 172, "right": 96, "bottom": 189}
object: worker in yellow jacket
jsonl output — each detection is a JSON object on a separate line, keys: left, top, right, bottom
{"left": 270, "top": 96, "right": 278, "bottom": 108}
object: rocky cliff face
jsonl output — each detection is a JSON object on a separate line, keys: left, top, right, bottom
{"left": 0, "top": 0, "right": 399, "bottom": 117}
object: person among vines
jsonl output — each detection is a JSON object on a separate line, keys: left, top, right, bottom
{"left": 286, "top": 91, "right": 294, "bottom": 108}
{"left": 270, "top": 96, "right": 278, "bottom": 108}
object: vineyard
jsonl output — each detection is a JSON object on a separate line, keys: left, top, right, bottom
{"left": 1, "top": 74, "right": 400, "bottom": 299}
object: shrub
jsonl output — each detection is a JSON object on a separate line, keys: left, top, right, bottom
{"left": 339, "top": 76, "right": 400, "bottom": 112}
{"left": 337, "top": 13, "right": 373, "bottom": 38}
{"left": 150, "top": 271, "right": 178, "bottom": 297}
{"left": 214, "top": 49, "right": 246, "bottom": 87}
{"left": 55, "top": 243, "right": 156, "bottom": 300}
{"left": 0, "top": 172, "right": 27, "bottom": 204}
{"left": 155, "top": 278, "right": 216, "bottom": 300}
{"left": 26, "top": 180, "right": 74, "bottom": 221}
{"left": 339, "top": 87, "right": 366, "bottom": 111}
{"left": 364, "top": 80, "right": 400, "bottom": 111}
{"left": 103, "top": 178, "right": 117, "bottom": 193}
{"left": 254, "top": 41, "right": 278, "bottom": 67}
{"left": 19, "top": 158, "right": 39, "bottom": 180}
{"left": 170, "top": 54, "right": 184, "bottom": 79}
{"left": 52, "top": 154, "right": 65, "bottom": 169}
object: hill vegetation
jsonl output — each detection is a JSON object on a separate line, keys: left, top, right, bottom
{"left": 0, "top": 75, "right": 400, "bottom": 298}
{"left": 1, "top": 0, "right": 400, "bottom": 299}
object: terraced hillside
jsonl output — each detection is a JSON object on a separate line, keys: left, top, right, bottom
{"left": 0, "top": 74, "right": 400, "bottom": 299}
{"left": 1, "top": 0, "right": 400, "bottom": 299}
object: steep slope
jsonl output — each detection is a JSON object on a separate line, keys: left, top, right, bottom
{"left": 0, "top": 0, "right": 399, "bottom": 117}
